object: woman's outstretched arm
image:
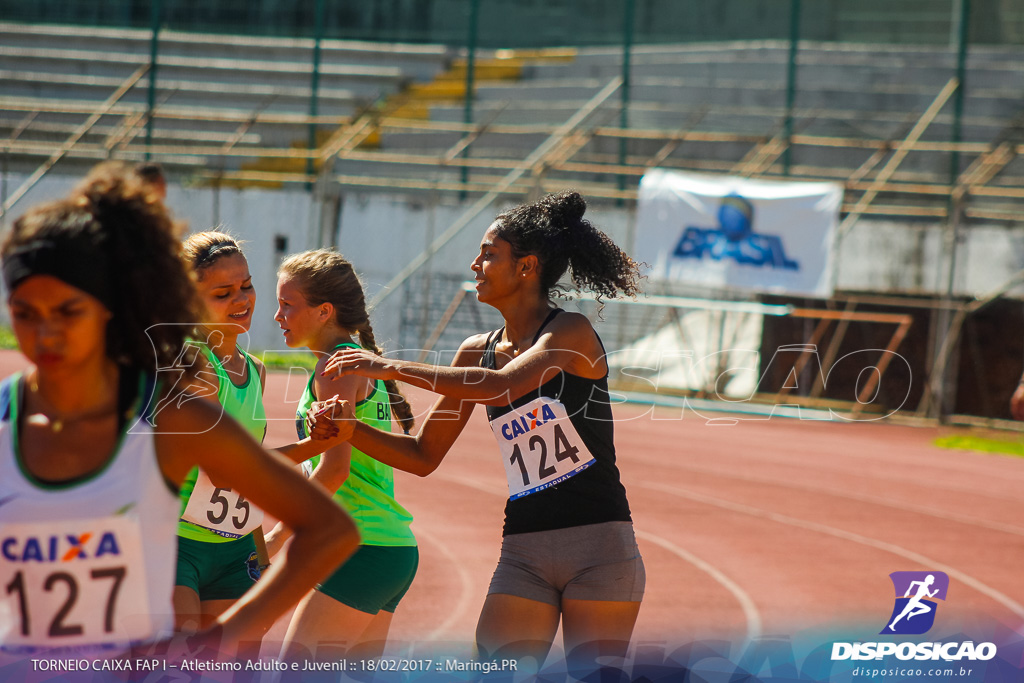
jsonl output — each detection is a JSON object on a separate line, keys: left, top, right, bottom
{"left": 323, "top": 314, "right": 607, "bottom": 406}
{"left": 319, "top": 335, "right": 489, "bottom": 476}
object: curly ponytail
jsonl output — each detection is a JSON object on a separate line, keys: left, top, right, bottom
{"left": 2, "top": 161, "right": 203, "bottom": 377}
{"left": 493, "top": 190, "right": 642, "bottom": 300}
{"left": 279, "top": 249, "right": 415, "bottom": 434}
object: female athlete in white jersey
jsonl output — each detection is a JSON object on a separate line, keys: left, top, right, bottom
{"left": 321, "top": 191, "right": 645, "bottom": 672}
{"left": 172, "top": 231, "right": 349, "bottom": 635}
{"left": 0, "top": 163, "right": 358, "bottom": 665}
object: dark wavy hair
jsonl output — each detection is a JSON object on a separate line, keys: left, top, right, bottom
{"left": 2, "top": 161, "right": 203, "bottom": 377}
{"left": 492, "top": 190, "right": 642, "bottom": 300}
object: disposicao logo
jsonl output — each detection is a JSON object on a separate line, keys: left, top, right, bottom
{"left": 882, "top": 571, "right": 948, "bottom": 635}
{"left": 672, "top": 194, "right": 799, "bottom": 270}
{"left": 831, "top": 571, "right": 997, "bottom": 663}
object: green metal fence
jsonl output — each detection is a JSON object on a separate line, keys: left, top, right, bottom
{"left": 3, "top": 0, "right": 1023, "bottom": 47}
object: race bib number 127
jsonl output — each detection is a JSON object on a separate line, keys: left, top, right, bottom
{"left": 0, "top": 517, "right": 153, "bottom": 650}
{"left": 489, "top": 397, "right": 595, "bottom": 500}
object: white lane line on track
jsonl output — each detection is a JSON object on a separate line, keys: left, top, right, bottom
{"left": 412, "top": 525, "right": 477, "bottom": 641}
{"left": 628, "top": 456, "right": 1024, "bottom": 538}
{"left": 433, "top": 472, "right": 764, "bottom": 643}
{"left": 634, "top": 530, "right": 763, "bottom": 644}
{"left": 639, "top": 481, "right": 1024, "bottom": 625}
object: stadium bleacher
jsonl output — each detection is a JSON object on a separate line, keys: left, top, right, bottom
{"left": 2, "top": 20, "right": 1022, "bottom": 223}
{"left": 1, "top": 12, "right": 1023, "bottom": 421}
{"left": 0, "top": 22, "right": 452, "bottom": 180}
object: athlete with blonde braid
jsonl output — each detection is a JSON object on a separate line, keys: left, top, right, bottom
{"left": 271, "top": 249, "right": 417, "bottom": 661}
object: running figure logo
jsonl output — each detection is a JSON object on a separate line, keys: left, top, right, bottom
{"left": 882, "top": 571, "right": 949, "bottom": 635}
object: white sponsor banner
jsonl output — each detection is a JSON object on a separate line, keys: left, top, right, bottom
{"left": 636, "top": 169, "right": 842, "bottom": 296}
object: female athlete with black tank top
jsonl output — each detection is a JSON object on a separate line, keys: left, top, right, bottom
{"left": 321, "top": 191, "right": 645, "bottom": 671}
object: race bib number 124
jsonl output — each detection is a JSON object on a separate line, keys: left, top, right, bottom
{"left": 489, "top": 397, "right": 595, "bottom": 500}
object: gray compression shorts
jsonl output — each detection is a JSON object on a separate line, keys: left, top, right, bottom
{"left": 487, "top": 521, "right": 645, "bottom": 605}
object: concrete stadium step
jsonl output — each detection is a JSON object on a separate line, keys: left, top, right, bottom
{"left": 467, "top": 75, "right": 1022, "bottom": 116}
{"left": 0, "top": 119, "right": 262, "bottom": 148}
{"left": 0, "top": 73, "right": 363, "bottom": 117}
{"left": 0, "top": 47, "right": 406, "bottom": 97}
{"left": 559, "top": 41, "right": 1024, "bottom": 67}
{"left": 525, "top": 41, "right": 1024, "bottom": 92}
{"left": 0, "top": 22, "right": 452, "bottom": 82}
{"left": 528, "top": 58, "right": 1024, "bottom": 93}
{"left": 0, "top": 21, "right": 453, "bottom": 176}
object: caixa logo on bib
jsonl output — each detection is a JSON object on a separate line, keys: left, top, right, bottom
{"left": 2, "top": 531, "right": 121, "bottom": 563}
{"left": 672, "top": 194, "right": 799, "bottom": 270}
{"left": 499, "top": 403, "right": 558, "bottom": 440}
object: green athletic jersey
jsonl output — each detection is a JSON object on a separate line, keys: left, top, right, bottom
{"left": 297, "top": 343, "right": 416, "bottom": 547}
{"left": 178, "top": 343, "right": 267, "bottom": 542}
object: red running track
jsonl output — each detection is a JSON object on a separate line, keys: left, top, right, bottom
{"left": 3, "top": 350, "right": 1022, "bottom": 661}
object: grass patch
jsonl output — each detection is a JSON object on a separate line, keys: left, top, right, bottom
{"left": 255, "top": 350, "right": 319, "bottom": 372}
{"left": 934, "top": 434, "right": 1024, "bottom": 458}
{"left": 0, "top": 325, "right": 17, "bottom": 350}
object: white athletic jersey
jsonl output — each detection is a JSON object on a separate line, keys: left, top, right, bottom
{"left": 0, "top": 374, "right": 178, "bottom": 660}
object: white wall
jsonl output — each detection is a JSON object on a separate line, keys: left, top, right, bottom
{"left": 174, "top": 184, "right": 316, "bottom": 351}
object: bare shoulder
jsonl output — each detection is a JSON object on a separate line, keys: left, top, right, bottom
{"left": 460, "top": 331, "right": 493, "bottom": 352}
{"left": 453, "top": 332, "right": 493, "bottom": 367}
{"left": 313, "top": 351, "right": 332, "bottom": 377}
{"left": 548, "top": 311, "right": 595, "bottom": 334}
{"left": 541, "top": 311, "right": 606, "bottom": 376}
{"left": 314, "top": 349, "right": 367, "bottom": 402}
{"left": 544, "top": 311, "right": 602, "bottom": 349}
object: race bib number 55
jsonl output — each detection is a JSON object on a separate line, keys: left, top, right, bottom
{"left": 181, "top": 470, "right": 264, "bottom": 538}
{"left": 0, "top": 517, "right": 153, "bottom": 650}
{"left": 489, "top": 397, "right": 595, "bottom": 500}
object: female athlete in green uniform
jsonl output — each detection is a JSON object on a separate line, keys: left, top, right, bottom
{"left": 173, "top": 231, "right": 349, "bottom": 635}
{"left": 321, "top": 191, "right": 645, "bottom": 672}
{"left": 270, "top": 249, "right": 418, "bottom": 660}
{"left": 0, "top": 163, "right": 358, "bottom": 664}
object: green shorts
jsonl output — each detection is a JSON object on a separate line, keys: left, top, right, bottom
{"left": 175, "top": 534, "right": 261, "bottom": 601}
{"left": 317, "top": 544, "right": 418, "bottom": 615}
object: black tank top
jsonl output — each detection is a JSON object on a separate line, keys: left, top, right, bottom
{"left": 482, "top": 309, "right": 632, "bottom": 536}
